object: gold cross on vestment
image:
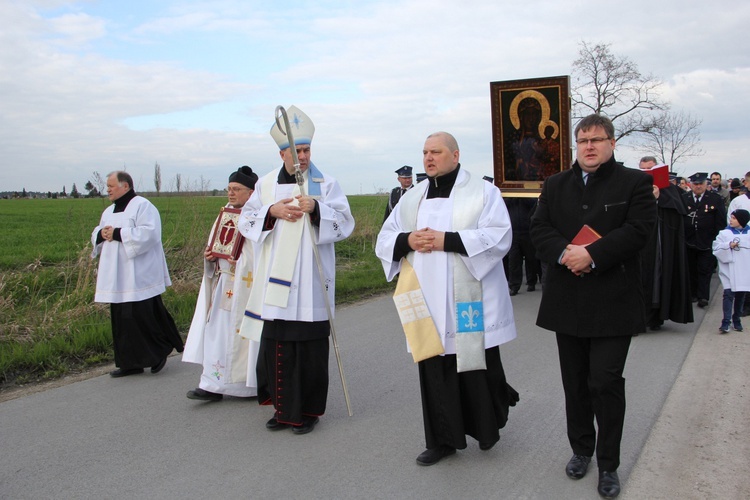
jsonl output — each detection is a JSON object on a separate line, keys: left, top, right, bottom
{"left": 225, "top": 289, "right": 233, "bottom": 299}
{"left": 241, "top": 271, "right": 253, "bottom": 287}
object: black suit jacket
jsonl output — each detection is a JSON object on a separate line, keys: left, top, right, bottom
{"left": 683, "top": 190, "right": 726, "bottom": 250}
{"left": 530, "top": 156, "right": 656, "bottom": 337}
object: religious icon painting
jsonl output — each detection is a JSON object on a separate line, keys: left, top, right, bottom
{"left": 209, "top": 207, "right": 245, "bottom": 260}
{"left": 490, "top": 75, "right": 571, "bottom": 196}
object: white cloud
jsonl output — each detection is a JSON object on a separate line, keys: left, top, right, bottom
{"left": 1, "top": 0, "right": 749, "bottom": 194}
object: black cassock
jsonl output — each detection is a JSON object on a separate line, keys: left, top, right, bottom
{"left": 419, "top": 347, "right": 519, "bottom": 450}
{"left": 104, "top": 190, "right": 183, "bottom": 370}
{"left": 641, "top": 184, "right": 694, "bottom": 326}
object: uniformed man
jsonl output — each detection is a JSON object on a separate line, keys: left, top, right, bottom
{"left": 683, "top": 172, "right": 726, "bottom": 307}
{"left": 383, "top": 165, "right": 414, "bottom": 222}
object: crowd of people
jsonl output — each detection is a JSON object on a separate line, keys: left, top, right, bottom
{"left": 88, "top": 108, "right": 748, "bottom": 500}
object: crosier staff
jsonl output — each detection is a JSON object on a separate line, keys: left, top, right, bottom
{"left": 274, "top": 105, "right": 353, "bottom": 417}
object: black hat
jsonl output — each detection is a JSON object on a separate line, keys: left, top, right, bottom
{"left": 688, "top": 172, "right": 708, "bottom": 184}
{"left": 228, "top": 166, "right": 258, "bottom": 189}
{"left": 732, "top": 209, "right": 750, "bottom": 228}
{"left": 731, "top": 178, "right": 742, "bottom": 189}
{"left": 482, "top": 176, "right": 494, "bottom": 183}
{"left": 395, "top": 165, "right": 413, "bottom": 177}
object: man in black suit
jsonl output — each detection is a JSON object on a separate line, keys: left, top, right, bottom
{"left": 383, "top": 165, "right": 413, "bottom": 222}
{"left": 683, "top": 172, "right": 726, "bottom": 308}
{"left": 530, "top": 114, "right": 656, "bottom": 499}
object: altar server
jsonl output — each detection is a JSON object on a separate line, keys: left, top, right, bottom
{"left": 91, "top": 171, "right": 183, "bottom": 378}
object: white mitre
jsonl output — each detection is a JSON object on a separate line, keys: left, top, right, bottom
{"left": 270, "top": 105, "right": 315, "bottom": 150}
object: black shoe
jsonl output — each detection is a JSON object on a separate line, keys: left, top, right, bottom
{"left": 565, "top": 454, "right": 591, "bottom": 479}
{"left": 151, "top": 357, "right": 168, "bottom": 374}
{"left": 697, "top": 299, "right": 709, "bottom": 308}
{"left": 479, "top": 440, "right": 497, "bottom": 451}
{"left": 109, "top": 368, "right": 144, "bottom": 378}
{"left": 509, "top": 289, "right": 519, "bottom": 296}
{"left": 598, "top": 470, "right": 620, "bottom": 499}
{"left": 649, "top": 324, "right": 662, "bottom": 331}
{"left": 416, "top": 445, "right": 456, "bottom": 466}
{"left": 292, "top": 416, "right": 320, "bottom": 435}
{"left": 527, "top": 284, "right": 536, "bottom": 292}
{"left": 265, "top": 417, "right": 291, "bottom": 431}
{"left": 186, "top": 388, "right": 222, "bottom": 402}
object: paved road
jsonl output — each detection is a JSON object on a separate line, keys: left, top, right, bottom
{"left": 0, "top": 286, "right": 708, "bottom": 499}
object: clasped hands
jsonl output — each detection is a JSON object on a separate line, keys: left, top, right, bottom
{"left": 561, "top": 244, "right": 593, "bottom": 276}
{"left": 270, "top": 195, "right": 316, "bottom": 223}
{"left": 101, "top": 225, "right": 115, "bottom": 242}
{"left": 409, "top": 227, "right": 445, "bottom": 253}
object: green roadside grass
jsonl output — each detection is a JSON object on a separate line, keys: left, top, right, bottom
{"left": 0, "top": 194, "right": 393, "bottom": 389}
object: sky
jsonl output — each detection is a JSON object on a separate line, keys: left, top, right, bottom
{"left": 2, "top": 0, "right": 750, "bottom": 195}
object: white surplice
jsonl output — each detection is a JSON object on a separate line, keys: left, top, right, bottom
{"left": 713, "top": 228, "right": 750, "bottom": 292}
{"left": 238, "top": 168, "right": 355, "bottom": 324}
{"left": 183, "top": 210, "right": 259, "bottom": 396}
{"left": 91, "top": 196, "right": 171, "bottom": 303}
{"left": 376, "top": 169, "right": 517, "bottom": 355}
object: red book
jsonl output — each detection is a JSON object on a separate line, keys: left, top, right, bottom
{"left": 571, "top": 224, "right": 602, "bottom": 246}
{"left": 642, "top": 163, "right": 670, "bottom": 189}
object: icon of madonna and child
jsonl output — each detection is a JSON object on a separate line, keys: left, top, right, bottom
{"left": 502, "top": 89, "right": 562, "bottom": 182}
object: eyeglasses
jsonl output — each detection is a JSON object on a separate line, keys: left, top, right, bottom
{"left": 227, "top": 186, "right": 250, "bottom": 193}
{"left": 575, "top": 137, "right": 611, "bottom": 146}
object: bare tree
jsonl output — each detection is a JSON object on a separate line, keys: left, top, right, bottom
{"left": 200, "top": 175, "right": 210, "bottom": 195}
{"left": 572, "top": 41, "right": 668, "bottom": 141}
{"left": 637, "top": 110, "right": 705, "bottom": 172}
{"left": 154, "top": 162, "right": 162, "bottom": 196}
{"left": 175, "top": 173, "right": 182, "bottom": 193}
{"left": 90, "top": 171, "right": 105, "bottom": 195}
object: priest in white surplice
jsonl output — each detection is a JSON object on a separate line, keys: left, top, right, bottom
{"left": 183, "top": 166, "right": 260, "bottom": 401}
{"left": 376, "top": 132, "right": 519, "bottom": 466}
{"left": 238, "top": 106, "right": 355, "bottom": 434}
{"left": 91, "top": 171, "right": 184, "bottom": 378}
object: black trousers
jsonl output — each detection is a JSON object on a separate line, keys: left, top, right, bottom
{"left": 507, "top": 232, "right": 539, "bottom": 290}
{"left": 556, "top": 333, "right": 631, "bottom": 472}
{"left": 686, "top": 247, "right": 714, "bottom": 301}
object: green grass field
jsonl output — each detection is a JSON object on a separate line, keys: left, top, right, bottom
{"left": 0, "top": 194, "right": 393, "bottom": 388}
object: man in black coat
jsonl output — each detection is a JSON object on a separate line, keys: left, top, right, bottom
{"left": 530, "top": 114, "right": 656, "bottom": 499}
{"left": 683, "top": 172, "right": 726, "bottom": 308}
{"left": 638, "top": 156, "right": 694, "bottom": 330}
{"left": 505, "top": 197, "right": 540, "bottom": 295}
